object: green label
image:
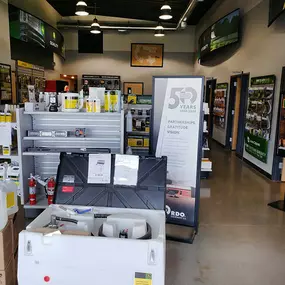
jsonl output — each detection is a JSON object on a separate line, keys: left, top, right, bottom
{"left": 251, "top": 75, "right": 275, "bottom": 86}
{"left": 216, "top": 83, "right": 228, "bottom": 90}
{"left": 244, "top": 131, "right": 268, "bottom": 163}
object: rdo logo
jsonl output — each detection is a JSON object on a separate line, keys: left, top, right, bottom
{"left": 168, "top": 87, "right": 197, "bottom": 110}
{"left": 165, "top": 205, "right": 186, "bottom": 219}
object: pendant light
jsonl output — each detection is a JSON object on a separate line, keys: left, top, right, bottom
{"left": 91, "top": 17, "right": 101, "bottom": 34}
{"left": 75, "top": 1, "right": 89, "bottom": 16}
{"left": 154, "top": 23, "right": 165, "bottom": 37}
{"left": 159, "top": 2, "right": 172, "bottom": 20}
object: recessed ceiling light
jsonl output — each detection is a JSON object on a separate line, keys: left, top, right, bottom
{"left": 71, "top": 76, "right": 75, "bottom": 79}
{"left": 63, "top": 75, "right": 67, "bottom": 77}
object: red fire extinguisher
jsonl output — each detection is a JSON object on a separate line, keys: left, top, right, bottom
{"left": 47, "top": 177, "right": 56, "bottom": 205}
{"left": 29, "top": 174, "right": 37, "bottom": 205}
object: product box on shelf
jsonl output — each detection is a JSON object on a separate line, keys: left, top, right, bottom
{"left": 0, "top": 257, "right": 14, "bottom": 285}
{"left": 128, "top": 137, "right": 144, "bottom": 147}
{"left": 0, "top": 220, "right": 13, "bottom": 270}
{"left": 24, "top": 102, "right": 45, "bottom": 112}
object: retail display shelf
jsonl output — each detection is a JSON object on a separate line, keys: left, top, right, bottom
{"left": 23, "top": 151, "right": 60, "bottom": 156}
{"left": 126, "top": 104, "right": 152, "bottom": 109}
{"left": 24, "top": 111, "right": 121, "bottom": 116}
{"left": 131, "top": 115, "right": 150, "bottom": 118}
{"left": 23, "top": 136, "right": 121, "bottom": 142}
{"left": 24, "top": 195, "right": 48, "bottom": 209}
{"left": 131, "top": 147, "right": 149, "bottom": 150}
{"left": 0, "top": 154, "right": 19, "bottom": 160}
{"left": 127, "top": 131, "right": 150, "bottom": 136}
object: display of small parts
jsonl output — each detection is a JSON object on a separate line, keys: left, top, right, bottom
{"left": 245, "top": 87, "right": 274, "bottom": 140}
{"left": 132, "top": 117, "right": 150, "bottom": 132}
{"left": 82, "top": 75, "right": 120, "bottom": 91}
{"left": 27, "top": 130, "right": 68, "bottom": 137}
{"left": 75, "top": 128, "right": 86, "bottom": 137}
{"left": 213, "top": 85, "right": 227, "bottom": 129}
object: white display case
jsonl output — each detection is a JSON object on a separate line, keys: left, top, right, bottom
{"left": 18, "top": 205, "right": 165, "bottom": 285}
{"left": 16, "top": 108, "right": 125, "bottom": 210}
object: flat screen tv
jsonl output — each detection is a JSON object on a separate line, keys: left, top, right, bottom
{"left": 268, "top": 0, "right": 285, "bottom": 26}
{"left": 199, "top": 9, "right": 240, "bottom": 61}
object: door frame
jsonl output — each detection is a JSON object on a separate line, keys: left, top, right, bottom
{"left": 225, "top": 73, "right": 250, "bottom": 151}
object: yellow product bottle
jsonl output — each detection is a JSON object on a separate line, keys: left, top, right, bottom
{"left": 0, "top": 113, "right": 5, "bottom": 123}
{"left": 104, "top": 91, "right": 110, "bottom": 112}
{"left": 110, "top": 91, "right": 120, "bottom": 112}
{"left": 5, "top": 113, "right": 12, "bottom": 122}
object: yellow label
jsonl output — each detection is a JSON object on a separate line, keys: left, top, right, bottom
{"left": 5, "top": 115, "right": 11, "bottom": 122}
{"left": 65, "top": 99, "right": 78, "bottom": 109}
{"left": 105, "top": 94, "right": 110, "bottom": 112}
{"left": 134, "top": 273, "right": 152, "bottom": 285}
{"left": 128, "top": 95, "right": 137, "bottom": 104}
{"left": 145, "top": 127, "right": 150, "bottom": 133}
{"left": 86, "top": 102, "right": 94, "bottom": 112}
{"left": 144, "top": 138, "right": 149, "bottom": 147}
{"left": 0, "top": 114, "right": 5, "bottom": 122}
{"left": 128, "top": 138, "right": 143, "bottom": 147}
{"left": 7, "top": 192, "right": 15, "bottom": 209}
{"left": 18, "top": 60, "right": 33, "bottom": 69}
{"left": 3, "top": 147, "right": 11, "bottom": 155}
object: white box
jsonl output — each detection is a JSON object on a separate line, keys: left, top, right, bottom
{"left": 18, "top": 205, "right": 165, "bottom": 285}
{"left": 24, "top": 102, "right": 45, "bottom": 112}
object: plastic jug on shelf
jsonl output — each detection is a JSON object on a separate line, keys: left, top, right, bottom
{"left": 0, "top": 180, "right": 18, "bottom": 231}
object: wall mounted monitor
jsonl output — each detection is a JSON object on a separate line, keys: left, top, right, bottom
{"left": 198, "top": 9, "right": 240, "bottom": 62}
{"left": 268, "top": 0, "right": 285, "bottom": 27}
{"left": 78, "top": 30, "right": 103, "bottom": 54}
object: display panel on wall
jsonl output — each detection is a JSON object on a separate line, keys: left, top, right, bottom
{"left": 244, "top": 75, "right": 276, "bottom": 163}
{"left": 82, "top": 75, "right": 121, "bottom": 90}
{"left": 268, "top": 0, "right": 285, "bottom": 26}
{"left": 0, "top": 64, "right": 12, "bottom": 103}
{"left": 277, "top": 91, "right": 285, "bottom": 156}
{"left": 8, "top": 5, "right": 65, "bottom": 59}
{"left": 153, "top": 76, "right": 204, "bottom": 229}
{"left": 213, "top": 83, "right": 228, "bottom": 129}
{"left": 123, "top": 82, "right": 144, "bottom": 95}
{"left": 78, "top": 30, "right": 103, "bottom": 54}
{"left": 131, "top": 43, "right": 164, "bottom": 67}
{"left": 198, "top": 9, "right": 240, "bottom": 61}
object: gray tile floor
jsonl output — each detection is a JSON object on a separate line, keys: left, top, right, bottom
{"left": 166, "top": 143, "right": 285, "bottom": 285}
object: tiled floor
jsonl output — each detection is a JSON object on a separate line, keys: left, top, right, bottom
{"left": 166, "top": 142, "right": 285, "bottom": 285}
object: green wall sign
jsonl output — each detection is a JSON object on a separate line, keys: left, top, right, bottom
{"left": 244, "top": 131, "right": 268, "bottom": 163}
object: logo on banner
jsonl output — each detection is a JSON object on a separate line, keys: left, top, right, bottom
{"left": 168, "top": 87, "right": 198, "bottom": 113}
{"left": 165, "top": 205, "right": 186, "bottom": 219}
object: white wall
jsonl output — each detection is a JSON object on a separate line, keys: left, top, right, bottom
{"left": 63, "top": 51, "right": 194, "bottom": 94}
{"left": 0, "top": 1, "right": 11, "bottom": 65}
{"left": 194, "top": 0, "right": 285, "bottom": 175}
{"left": 63, "top": 27, "right": 196, "bottom": 53}
{"left": 62, "top": 27, "right": 196, "bottom": 93}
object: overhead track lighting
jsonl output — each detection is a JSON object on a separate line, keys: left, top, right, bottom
{"left": 75, "top": 1, "right": 89, "bottom": 16}
{"left": 91, "top": 17, "right": 101, "bottom": 34}
{"left": 159, "top": 2, "right": 173, "bottom": 20}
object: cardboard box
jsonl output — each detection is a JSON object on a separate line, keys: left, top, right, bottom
{"left": 0, "top": 220, "right": 13, "bottom": 270}
{"left": 9, "top": 206, "right": 25, "bottom": 253}
{"left": 0, "top": 257, "right": 14, "bottom": 285}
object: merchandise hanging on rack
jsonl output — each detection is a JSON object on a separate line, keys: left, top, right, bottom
{"left": 0, "top": 64, "right": 12, "bottom": 103}
{"left": 152, "top": 76, "right": 204, "bottom": 243}
{"left": 16, "top": 60, "right": 45, "bottom": 103}
{"left": 244, "top": 75, "right": 275, "bottom": 163}
{"left": 213, "top": 83, "right": 228, "bottom": 129}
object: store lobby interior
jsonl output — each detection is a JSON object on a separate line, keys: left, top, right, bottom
{"left": 167, "top": 142, "right": 285, "bottom": 285}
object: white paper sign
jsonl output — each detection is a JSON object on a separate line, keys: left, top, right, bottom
{"left": 155, "top": 78, "right": 203, "bottom": 188}
{"left": 88, "top": 154, "right": 111, "bottom": 184}
{"left": 114, "top": 154, "right": 139, "bottom": 186}
{"left": 0, "top": 123, "right": 12, "bottom": 146}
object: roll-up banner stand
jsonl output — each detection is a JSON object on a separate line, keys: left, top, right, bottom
{"left": 151, "top": 76, "right": 204, "bottom": 243}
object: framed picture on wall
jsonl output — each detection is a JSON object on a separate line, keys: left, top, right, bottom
{"left": 123, "top": 82, "right": 144, "bottom": 95}
{"left": 131, "top": 43, "right": 164, "bottom": 68}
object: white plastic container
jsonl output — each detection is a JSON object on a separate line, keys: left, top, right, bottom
{"left": 0, "top": 180, "right": 18, "bottom": 230}
{"left": 126, "top": 110, "right": 133, "bottom": 132}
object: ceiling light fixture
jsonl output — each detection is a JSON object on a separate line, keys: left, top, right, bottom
{"left": 63, "top": 74, "right": 67, "bottom": 77}
{"left": 155, "top": 22, "right": 165, "bottom": 37}
{"left": 71, "top": 76, "right": 75, "bottom": 79}
{"left": 75, "top": 1, "right": 89, "bottom": 16}
{"left": 91, "top": 17, "right": 101, "bottom": 34}
{"left": 159, "top": 2, "right": 172, "bottom": 20}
